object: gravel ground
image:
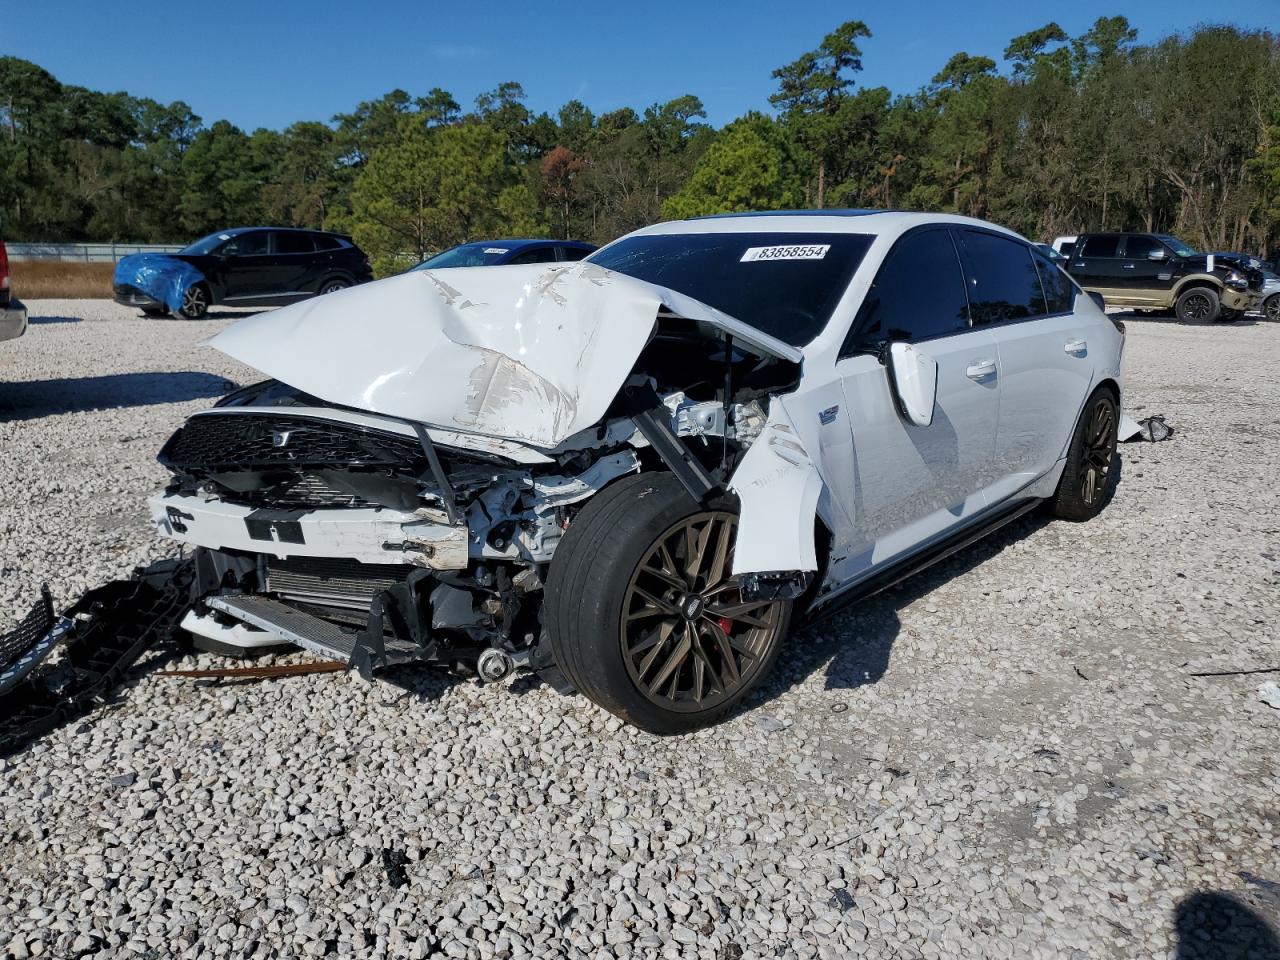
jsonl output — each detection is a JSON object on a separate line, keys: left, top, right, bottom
{"left": 1, "top": 300, "right": 1278, "bottom": 960}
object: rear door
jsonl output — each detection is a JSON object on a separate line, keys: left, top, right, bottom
{"left": 964, "top": 234, "right": 1095, "bottom": 494}
{"left": 1069, "top": 235, "right": 1126, "bottom": 298}
{"left": 1118, "top": 234, "right": 1175, "bottom": 305}
{"left": 218, "top": 230, "right": 275, "bottom": 300}
{"left": 270, "top": 231, "right": 319, "bottom": 299}
{"left": 830, "top": 226, "right": 1001, "bottom": 583}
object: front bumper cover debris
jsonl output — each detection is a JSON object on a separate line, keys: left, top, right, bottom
{"left": 0, "top": 559, "right": 196, "bottom": 756}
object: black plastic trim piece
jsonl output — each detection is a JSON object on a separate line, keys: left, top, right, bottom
{"left": 805, "top": 498, "right": 1041, "bottom": 624}
{"left": 623, "top": 384, "right": 717, "bottom": 503}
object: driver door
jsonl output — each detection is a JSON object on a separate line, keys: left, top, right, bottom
{"left": 827, "top": 226, "right": 1000, "bottom": 586}
{"left": 218, "top": 230, "right": 276, "bottom": 301}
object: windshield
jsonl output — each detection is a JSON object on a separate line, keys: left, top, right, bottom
{"left": 412, "top": 242, "right": 512, "bottom": 270}
{"left": 180, "top": 231, "right": 236, "bottom": 255}
{"left": 1158, "top": 235, "right": 1198, "bottom": 258}
{"left": 586, "top": 232, "right": 874, "bottom": 346}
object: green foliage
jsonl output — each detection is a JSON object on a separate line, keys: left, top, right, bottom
{"left": 349, "top": 119, "right": 541, "bottom": 275}
{"left": 663, "top": 114, "right": 804, "bottom": 218}
{"left": 2, "top": 20, "right": 1279, "bottom": 261}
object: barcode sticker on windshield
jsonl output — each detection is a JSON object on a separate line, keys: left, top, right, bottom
{"left": 740, "top": 244, "right": 830, "bottom": 262}
{"left": 484, "top": 247, "right": 509, "bottom": 254}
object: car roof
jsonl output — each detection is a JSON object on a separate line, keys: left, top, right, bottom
{"left": 628, "top": 210, "right": 1025, "bottom": 241}
{"left": 460, "top": 238, "right": 596, "bottom": 250}
{"left": 220, "top": 226, "right": 348, "bottom": 238}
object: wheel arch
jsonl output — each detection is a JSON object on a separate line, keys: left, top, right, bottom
{"left": 1171, "top": 275, "right": 1222, "bottom": 298}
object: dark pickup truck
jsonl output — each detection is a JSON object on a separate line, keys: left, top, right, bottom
{"left": 1064, "top": 232, "right": 1265, "bottom": 323}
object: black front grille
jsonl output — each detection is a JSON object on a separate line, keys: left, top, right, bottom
{"left": 213, "top": 474, "right": 377, "bottom": 511}
{"left": 160, "top": 414, "right": 424, "bottom": 472}
{"left": 266, "top": 557, "right": 411, "bottom": 611}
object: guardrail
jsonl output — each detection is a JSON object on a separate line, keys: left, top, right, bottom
{"left": 6, "top": 242, "right": 185, "bottom": 263}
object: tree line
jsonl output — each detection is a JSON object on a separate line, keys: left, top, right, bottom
{"left": 2, "top": 17, "right": 1278, "bottom": 275}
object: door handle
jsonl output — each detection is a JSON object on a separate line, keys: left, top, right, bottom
{"left": 966, "top": 359, "right": 997, "bottom": 380}
{"left": 1122, "top": 264, "right": 1135, "bottom": 269}
{"left": 1064, "top": 339, "right": 1087, "bottom": 356}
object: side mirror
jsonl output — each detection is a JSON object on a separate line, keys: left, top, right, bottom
{"left": 1147, "top": 249, "right": 1167, "bottom": 262}
{"left": 887, "top": 342, "right": 938, "bottom": 428}
{"left": 1088, "top": 291, "right": 1106, "bottom": 312}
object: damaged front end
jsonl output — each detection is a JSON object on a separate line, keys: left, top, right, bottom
{"left": 1, "top": 258, "right": 825, "bottom": 735}
{"left": 150, "top": 343, "right": 801, "bottom": 686}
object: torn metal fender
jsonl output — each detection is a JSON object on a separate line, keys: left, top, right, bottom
{"left": 209, "top": 263, "right": 799, "bottom": 450}
{"left": 728, "top": 399, "right": 823, "bottom": 575}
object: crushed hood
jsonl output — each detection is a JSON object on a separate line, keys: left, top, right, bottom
{"left": 210, "top": 262, "right": 800, "bottom": 449}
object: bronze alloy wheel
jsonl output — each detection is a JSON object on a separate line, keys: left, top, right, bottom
{"left": 620, "top": 512, "right": 785, "bottom": 713}
{"left": 1080, "top": 397, "right": 1115, "bottom": 506}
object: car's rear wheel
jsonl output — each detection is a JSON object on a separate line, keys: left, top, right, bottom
{"left": 545, "top": 472, "right": 792, "bottom": 734}
{"left": 319, "top": 278, "right": 350, "bottom": 295}
{"left": 1263, "top": 294, "right": 1280, "bottom": 323}
{"left": 1175, "top": 286, "right": 1218, "bottom": 324}
{"left": 178, "top": 284, "right": 210, "bottom": 320}
{"left": 1051, "top": 387, "right": 1118, "bottom": 522}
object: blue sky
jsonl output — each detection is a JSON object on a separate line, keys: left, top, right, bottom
{"left": 4, "top": 0, "right": 1277, "bottom": 131}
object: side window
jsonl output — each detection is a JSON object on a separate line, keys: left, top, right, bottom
{"left": 844, "top": 228, "right": 970, "bottom": 351}
{"left": 1122, "top": 235, "right": 1162, "bottom": 260}
{"left": 1032, "top": 251, "right": 1078, "bottom": 314}
{"left": 1079, "top": 235, "right": 1120, "bottom": 258}
{"left": 312, "top": 235, "right": 342, "bottom": 252}
{"left": 275, "top": 232, "right": 315, "bottom": 255}
{"left": 1059, "top": 241, "right": 1076, "bottom": 259}
{"left": 222, "top": 232, "right": 269, "bottom": 257}
{"left": 509, "top": 247, "right": 559, "bottom": 265}
{"left": 560, "top": 246, "right": 590, "bottom": 262}
{"left": 961, "top": 231, "right": 1046, "bottom": 325}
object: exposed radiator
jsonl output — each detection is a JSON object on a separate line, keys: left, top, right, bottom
{"left": 266, "top": 557, "right": 411, "bottom": 611}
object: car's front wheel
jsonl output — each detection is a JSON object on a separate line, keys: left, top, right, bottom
{"left": 1051, "top": 387, "right": 1118, "bottom": 522}
{"left": 1263, "top": 294, "right": 1280, "bottom": 323}
{"left": 178, "top": 284, "right": 210, "bottom": 320}
{"left": 545, "top": 472, "right": 792, "bottom": 734}
{"left": 1175, "top": 286, "right": 1218, "bottom": 324}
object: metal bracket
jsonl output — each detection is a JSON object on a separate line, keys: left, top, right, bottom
{"left": 412, "top": 423, "right": 462, "bottom": 527}
{"left": 624, "top": 384, "right": 717, "bottom": 503}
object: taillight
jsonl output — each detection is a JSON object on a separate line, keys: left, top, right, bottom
{"left": 0, "top": 241, "right": 9, "bottom": 290}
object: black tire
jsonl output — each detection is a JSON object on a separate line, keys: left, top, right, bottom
{"left": 319, "top": 278, "right": 350, "bottom": 295}
{"left": 1174, "top": 286, "right": 1218, "bottom": 324}
{"left": 1263, "top": 294, "right": 1280, "bottom": 323}
{"left": 178, "top": 283, "right": 210, "bottom": 320}
{"left": 544, "top": 472, "right": 793, "bottom": 735}
{"left": 1051, "top": 387, "right": 1118, "bottom": 522}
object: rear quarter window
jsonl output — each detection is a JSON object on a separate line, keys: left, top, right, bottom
{"left": 960, "top": 231, "right": 1047, "bottom": 325}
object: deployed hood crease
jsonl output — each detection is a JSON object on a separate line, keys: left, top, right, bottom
{"left": 210, "top": 262, "right": 797, "bottom": 450}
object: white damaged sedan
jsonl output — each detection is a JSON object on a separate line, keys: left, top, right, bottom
{"left": 150, "top": 211, "right": 1125, "bottom": 733}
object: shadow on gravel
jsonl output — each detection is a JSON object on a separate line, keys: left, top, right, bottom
{"left": 749, "top": 456, "right": 1124, "bottom": 712}
{"left": 0, "top": 371, "right": 236, "bottom": 421}
{"left": 1175, "top": 890, "right": 1280, "bottom": 959}
{"left": 1112, "top": 309, "right": 1261, "bottom": 328}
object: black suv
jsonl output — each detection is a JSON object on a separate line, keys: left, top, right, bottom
{"left": 1064, "top": 232, "right": 1264, "bottom": 323}
{"left": 114, "top": 228, "right": 373, "bottom": 318}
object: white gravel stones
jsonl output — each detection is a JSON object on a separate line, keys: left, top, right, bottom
{"left": 2, "top": 301, "right": 1279, "bottom": 957}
